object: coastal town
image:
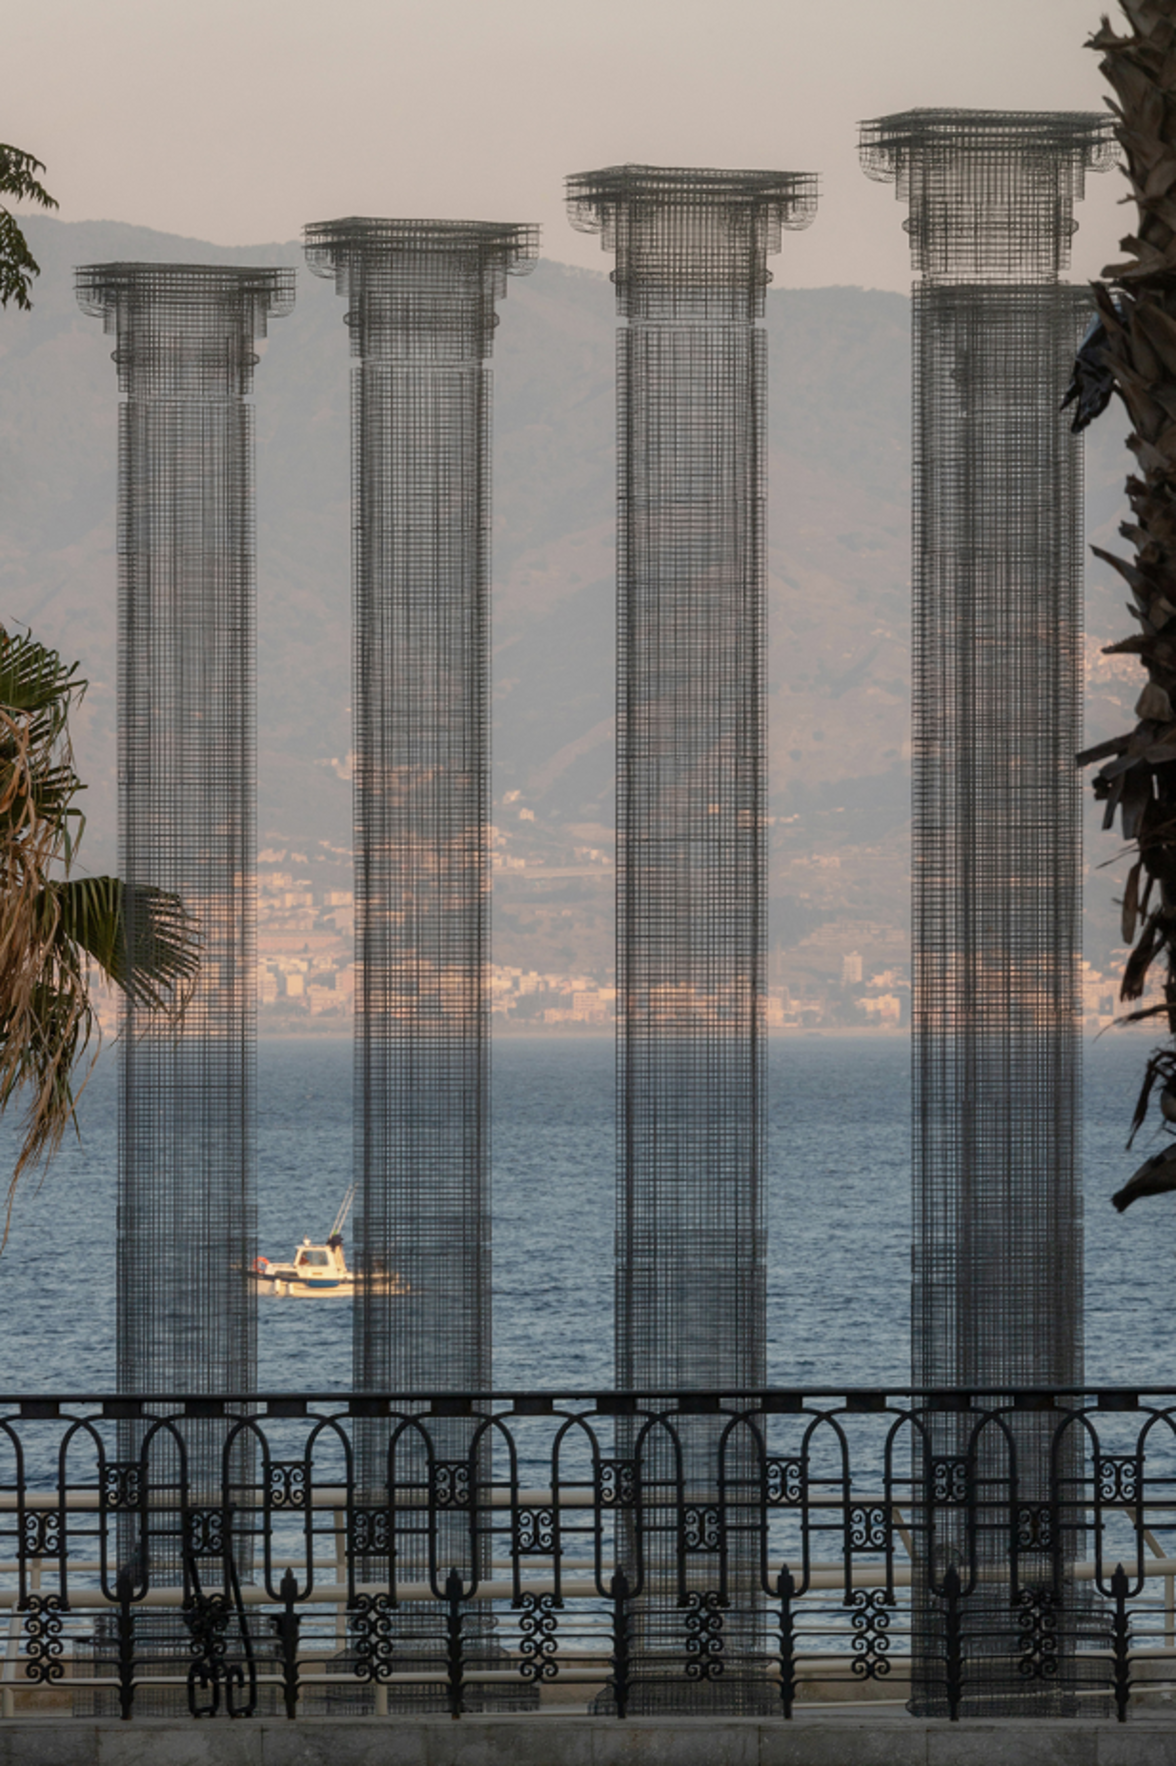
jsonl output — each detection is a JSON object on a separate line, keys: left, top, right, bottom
{"left": 222, "top": 836, "right": 1128, "bottom": 1037}
{"left": 83, "top": 788, "right": 1136, "bottom": 1040}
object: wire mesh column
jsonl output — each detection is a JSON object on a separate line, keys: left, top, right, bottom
{"left": 77, "top": 263, "right": 292, "bottom": 1413}
{"left": 859, "top": 110, "right": 1114, "bottom": 1715}
{"left": 305, "top": 220, "right": 535, "bottom": 1706}
{"left": 567, "top": 165, "right": 816, "bottom": 1712}
{"left": 77, "top": 265, "right": 293, "bottom": 1702}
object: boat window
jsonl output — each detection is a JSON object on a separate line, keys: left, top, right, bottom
{"left": 298, "top": 1250, "right": 330, "bottom": 1267}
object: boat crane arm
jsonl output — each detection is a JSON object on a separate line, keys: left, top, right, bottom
{"left": 330, "top": 1182, "right": 356, "bottom": 1240}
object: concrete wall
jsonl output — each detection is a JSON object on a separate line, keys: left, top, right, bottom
{"left": 0, "top": 1719, "right": 1175, "bottom": 1766}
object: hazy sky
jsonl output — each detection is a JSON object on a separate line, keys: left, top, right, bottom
{"left": 4, "top": 0, "right": 1127, "bottom": 291}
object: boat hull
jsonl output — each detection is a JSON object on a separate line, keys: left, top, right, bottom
{"left": 251, "top": 1271, "right": 354, "bottom": 1298}
{"left": 249, "top": 1270, "right": 409, "bottom": 1298}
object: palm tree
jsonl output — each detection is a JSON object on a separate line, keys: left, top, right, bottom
{"left": 0, "top": 627, "right": 198, "bottom": 1209}
{"left": 0, "top": 146, "right": 196, "bottom": 1209}
{"left": 1074, "top": 1, "right": 1176, "bottom": 1207}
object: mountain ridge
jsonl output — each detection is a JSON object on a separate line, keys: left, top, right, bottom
{"left": 0, "top": 216, "right": 1135, "bottom": 1018}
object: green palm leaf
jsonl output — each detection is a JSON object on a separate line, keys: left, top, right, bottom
{"left": 1, "top": 623, "right": 199, "bottom": 1218}
{"left": 50, "top": 876, "right": 200, "bottom": 1008}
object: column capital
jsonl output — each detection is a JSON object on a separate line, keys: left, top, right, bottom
{"left": 566, "top": 163, "right": 817, "bottom": 321}
{"left": 303, "top": 217, "right": 538, "bottom": 360}
{"left": 859, "top": 109, "right": 1116, "bottom": 283}
{"left": 76, "top": 263, "right": 295, "bottom": 395}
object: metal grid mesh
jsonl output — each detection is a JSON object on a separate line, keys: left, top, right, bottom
{"left": 860, "top": 110, "right": 1117, "bottom": 283}
{"left": 304, "top": 219, "right": 535, "bottom": 1709}
{"left": 566, "top": 160, "right": 815, "bottom": 1403}
{"left": 568, "top": 165, "right": 816, "bottom": 1714}
{"left": 303, "top": 221, "right": 536, "bottom": 1408}
{"left": 859, "top": 110, "right": 1112, "bottom": 1715}
{"left": 75, "top": 265, "right": 293, "bottom": 1415}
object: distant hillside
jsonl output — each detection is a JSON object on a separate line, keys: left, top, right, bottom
{"left": 0, "top": 217, "right": 1136, "bottom": 996}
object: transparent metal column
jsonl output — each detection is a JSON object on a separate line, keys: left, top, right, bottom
{"left": 860, "top": 110, "right": 1114, "bottom": 1715}
{"left": 567, "top": 165, "right": 816, "bottom": 1712}
{"left": 304, "top": 217, "right": 535, "bottom": 1404}
{"left": 78, "top": 264, "right": 293, "bottom": 1414}
{"left": 78, "top": 267, "right": 292, "bottom": 1709}
{"left": 305, "top": 222, "right": 535, "bottom": 1708}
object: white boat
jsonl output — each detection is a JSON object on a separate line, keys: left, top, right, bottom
{"left": 251, "top": 1186, "right": 409, "bottom": 1299}
{"left": 253, "top": 1233, "right": 354, "bottom": 1298}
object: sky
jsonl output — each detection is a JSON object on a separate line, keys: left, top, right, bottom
{"left": 4, "top": 0, "right": 1128, "bottom": 291}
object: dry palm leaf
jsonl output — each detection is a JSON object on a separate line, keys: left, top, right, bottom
{"left": 1076, "top": 2, "right": 1176, "bottom": 1199}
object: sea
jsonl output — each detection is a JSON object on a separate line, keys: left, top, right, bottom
{"left": 0, "top": 1033, "right": 1173, "bottom": 1397}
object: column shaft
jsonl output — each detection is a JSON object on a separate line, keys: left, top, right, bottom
{"left": 305, "top": 220, "right": 535, "bottom": 1409}
{"left": 352, "top": 353, "right": 491, "bottom": 1394}
{"left": 617, "top": 319, "right": 766, "bottom": 1393}
{"left": 860, "top": 108, "right": 1113, "bottom": 1717}
{"left": 77, "top": 265, "right": 293, "bottom": 1414}
{"left": 305, "top": 217, "right": 533, "bottom": 1715}
{"left": 912, "top": 283, "right": 1086, "bottom": 1398}
{"left": 568, "top": 165, "right": 815, "bottom": 1716}
{"left": 567, "top": 165, "right": 815, "bottom": 1405}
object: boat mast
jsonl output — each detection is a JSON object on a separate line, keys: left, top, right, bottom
{"left": 330, "top": 1182, "right": 357, "bottom": 1241}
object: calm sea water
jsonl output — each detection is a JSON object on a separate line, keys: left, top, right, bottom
{"left": 0, "top": 1034, "right": 1173, "bottom": 1395}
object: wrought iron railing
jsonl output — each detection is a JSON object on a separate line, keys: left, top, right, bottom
{"left": 0, "top": 1390, "right": 1174, "bottom": 1721}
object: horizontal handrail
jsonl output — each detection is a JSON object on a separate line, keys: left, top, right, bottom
{"left": 0, "top": 1386, "right": 1169, "bottom": 1411}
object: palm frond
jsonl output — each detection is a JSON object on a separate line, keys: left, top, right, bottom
{"left": 1077, "top": 4, "right": 1176, "bottom": 1199}
{"left": 52, "top": 876, "right": 200, "bottom": 1009}
{"left": 0, "top": 626, "right": 81, "bottom": 715}
{"left": 0, "top": 623, "right": 199, "bottom": 1225}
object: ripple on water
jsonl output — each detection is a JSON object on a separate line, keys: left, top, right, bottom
{"left": 0, "top": 1033, "right": 1170, "bottom": 1393}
